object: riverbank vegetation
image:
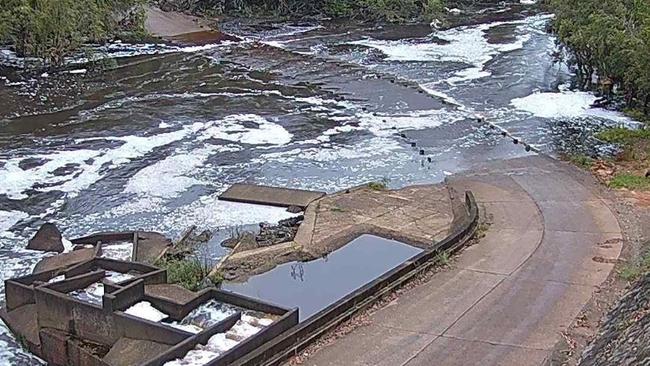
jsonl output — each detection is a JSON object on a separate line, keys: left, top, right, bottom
{"left": 155, "top": 256, "right": 224, "bottom": 290}
{"left": 0, "top": 0, "right": 147, "bottom": 65}
{"left": 550, "top": 0, "right": 650, "bottom": 118}
{"left": 552, "top": 0, "right": 650, "bottom": 188}
{"left": 158, "top": 0, "right": 445, "bottom": 22}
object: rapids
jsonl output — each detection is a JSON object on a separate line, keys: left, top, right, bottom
{"left": 0, "top": 3, "right": 637, "bottom": 363}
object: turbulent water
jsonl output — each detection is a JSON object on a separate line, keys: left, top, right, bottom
{"left": 0, "top": 3, "right": 638, "bottom": 364}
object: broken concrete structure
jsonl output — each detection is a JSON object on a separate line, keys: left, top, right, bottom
{"left": 1, "top": 255, "right": 297, "bottom": 366}
{"left": 217, "top": 182, "right": 463, "bottom": 281}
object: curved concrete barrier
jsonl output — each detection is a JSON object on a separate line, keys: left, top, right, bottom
{"left": 230, "top": 191, "right": 480, "bottom": 366}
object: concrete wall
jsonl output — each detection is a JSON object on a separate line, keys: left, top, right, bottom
{"left": 103, "top": 279, "right": 144, "bottom": 312}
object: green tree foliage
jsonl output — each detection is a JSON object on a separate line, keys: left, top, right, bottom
{"left": 550, "top": 0, "right": 650, "bottom": 115}
{"left": 167, "top": 0, "right": 445, "bottom": 22}
{"left": 0, "top": 0, "right": 146, "bottom": 65}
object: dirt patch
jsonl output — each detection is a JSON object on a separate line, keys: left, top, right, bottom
{"left": 145, "top": 6, "right": 223, "bottom": 39}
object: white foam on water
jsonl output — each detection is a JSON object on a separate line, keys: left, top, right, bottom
{"left": 510, "top": 89, "right": 636, "bottom": 124}
{"left": 163, "top": 349, "right": 221, "bottom": 366}
{"left": 124, "top": 145, "right": 240, "bottom": 198}
{"left": 199, "top": 114, "right": 293, "bottom": 146}
{"left": 69, "top": 282, "right": 104, "bottom": 305}
{"left": 100, "top": 241, "right": 133, "bottom": 261}
{"left": 61, "top": 238, "right": 74, "bottom": 253}
{"left": 205, "top": 333, "right": 238, "bottom": 353}
{"left": 162, "top": 197, "right": 299, "bottom": 233}
{"left": 256, "top": 137, "right": 407, "bottom": 165}
{"left": 0, "top": 122, "right": 211, "bottom": 200}
{"left": 125, "top": 301, "right": 168, "bottom": 322}
{"left": 226, "top": 320, "right": 263, "bottom": 340}
{"left": 105, "top": 271, "right": 135, "bottom": 284}
{"left": 351, "top": 15, "right": 547, "bottom": 86}
{"left": 0, "top": 149, "right": 101, "bottom": 200}
{"left": 0, "top": 211, "right": 28, "bottom": 233}
{"left": 48, "top": 275, "right": 65, "bottom": 283}
{"left": 357, "top": 109, "right": 466, "bottom": 136}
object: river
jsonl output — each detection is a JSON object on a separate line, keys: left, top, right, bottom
{"left": 0, "top": 3, "right": 636, "bottom": 364}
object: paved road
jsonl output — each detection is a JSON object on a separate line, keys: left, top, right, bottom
{"left": 304, "top": 156, "right": 622, "bottom": 366}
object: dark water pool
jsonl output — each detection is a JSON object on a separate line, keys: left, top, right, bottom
{"left": 223, "top": 234, "right": 423, "bottom": 320}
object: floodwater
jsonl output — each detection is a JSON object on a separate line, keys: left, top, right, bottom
{"left": 223, "top": 234, "right": 423, "bottom": 320}
{"left": 0, "top": 3, "right": 638, "bottom": 363}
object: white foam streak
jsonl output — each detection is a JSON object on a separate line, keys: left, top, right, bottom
{"left": 510, "top": 89, "right": 637, "bottom": 125}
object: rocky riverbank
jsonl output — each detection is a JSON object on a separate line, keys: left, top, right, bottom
{"left": 578, "top": 273, "right": 650, "bottom": 366}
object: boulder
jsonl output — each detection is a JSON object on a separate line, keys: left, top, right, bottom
{"left": 27, "top": 223, "right": 64, "bottom": 253}
{"left": 286, "top": 205, "right": 303, "bottom": 214}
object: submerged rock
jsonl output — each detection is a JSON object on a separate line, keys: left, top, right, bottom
{"left": 27, "top": 223, "right": 64, "bottom": 253}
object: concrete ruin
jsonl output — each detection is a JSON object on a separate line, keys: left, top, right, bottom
{"left": 2, "top": 183, "right": 478, "bottom": 366}
{"left": 1, "top": 255, "right": 297, "bottom": 366}
{"left": 216, "top": 182, "right": 464, "bottom": 281}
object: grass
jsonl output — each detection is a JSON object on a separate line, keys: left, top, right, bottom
{"left": 473, "top": 222, "right": 491, "bottom": 240}
{"left": 155, "top": 256, "right": 222, "bottom": 291}
{"left": 565, "top": 154, "right": 595, "bottom": 169}
{"left": 434, "top": 250, "right": 450, "bottom": 265}
{"left": 368, "top": 178, "right": 390, "bottom": 191}
{"left": 623, "top": 108, "right": 650, "bottom": 124}
{"left": 608, "top": 173, "right": 650, "bottom": 190}
{"left": 618, "top": 249, "right": 650, "bottom": 282}
{"left": 595, "top": 127, "right": 650, "bottom": 145}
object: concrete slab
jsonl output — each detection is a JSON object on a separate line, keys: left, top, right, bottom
{"left": 304, "top": 324, "right": 437, "bottom": 366}
{"left": 135, "top": 232, "right": 172, "bottom": 264}
{"left": 512, "top": 173, "right": 598, "bottom": 202}
{"left": 513, "top": 231, "right": 623, "bottom": 286}
{"left": 537, "top": 200, "right": 621, "bottom": 234}
{"left": 144, "top": 284, "right": 198, "bottom": 305}
{"left": 456, "top": 229, "right": 543, "bottom": 275}
{"left": 219, "top": 183, "right": 325, "bottom": 209}
{"left": 373, "top": 269, "right": 505, "bottom": 335}
{"left": 479, "top": 201, "right": 542, "bottom": 230}
{"left": 447, "top": 176, "right": 531, "bottom": 203}
{"left": 1, "top": 304, "right": 40, "bottom": 348}
{"left": 104, "top": 337, "right": 170, "bottom": 366}
{"left": 445, "top": 277, "right": 595, "bottom": 350}
{"left": 404, "top": 336, "right": 550, "bottom": 366}
{"left": 33, "top": 247, "right": 96, "bottom": 273}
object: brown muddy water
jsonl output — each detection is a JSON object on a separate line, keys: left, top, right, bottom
{"left": 0, "top": 3, "right": 638, "bottom": 363}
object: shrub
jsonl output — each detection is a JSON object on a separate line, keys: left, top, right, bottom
{"left": 0, "top": 0, "right": 146, "bottom": 65}
{"left": 595, "top": 128, "right": 650, "bottom": 145}
{"left": 156, "top": 256, "right": 221, "bottom": 291}
{"left": 608, "top": 173, "right": 650, "bottom": 190}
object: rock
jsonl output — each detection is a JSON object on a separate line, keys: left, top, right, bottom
{"left": 27, "top": 223, "right": 64, "bottom": 253}
{"left": 234, "top": 232, "right": 258, "bottom": 252}
{"left": 286, "top": 205, "right": 303, "bottom": 214}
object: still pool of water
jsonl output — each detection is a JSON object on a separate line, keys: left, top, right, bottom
{"left": 223, "top": 234, "right": 423, "bottom": 320}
